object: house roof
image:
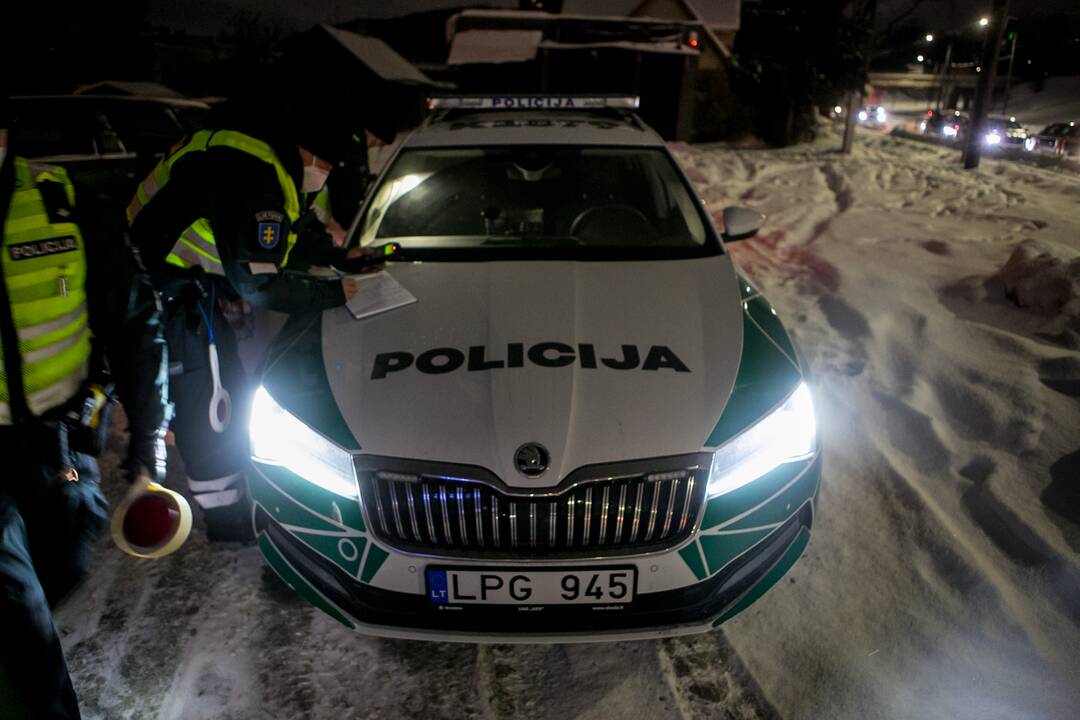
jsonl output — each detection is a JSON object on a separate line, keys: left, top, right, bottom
{"left": 560, "top": 0, "right": 741, "bottom": 30}
{"left": 447, "top": 29, "right": 544, "bottom": 65}
{"left": 319, "top": 25, "right": 436, "bottom": 85}
{"left": 73, "top": 81, "right": 187, "bottom": 98}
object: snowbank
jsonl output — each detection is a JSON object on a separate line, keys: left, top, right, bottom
{"left": 994, "top": 240, "right": 1080, "bottom": 314}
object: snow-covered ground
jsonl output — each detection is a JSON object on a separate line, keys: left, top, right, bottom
{"left": 57, "top": 128, "right": 1080, "bottom": 719}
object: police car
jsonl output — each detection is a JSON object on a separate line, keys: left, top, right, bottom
{"left": 247, "top": 96, "right": 820, "bottom": 641}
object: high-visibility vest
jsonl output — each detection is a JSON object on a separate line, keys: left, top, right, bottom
{"left": 0, "top": 158, "right": 91, "bottom": 423}
{"left": 127, "top": 129, "right": 301, "bottom": 275}
{"left": 310, "top": 185, "right": 332, "bottom": 225}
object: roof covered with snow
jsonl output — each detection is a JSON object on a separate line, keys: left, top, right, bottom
{"left": 318, "top": 25, "right": 436, "bottom": 85}
{"left": 447, "top": 29, "right": 543, "bottom": 65}
{"left": 561, "top": 0, "right": 741, "bottom": 30}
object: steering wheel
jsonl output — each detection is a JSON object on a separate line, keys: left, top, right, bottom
{"left": 569, "top": 205, "right": 654, "bottom": 245}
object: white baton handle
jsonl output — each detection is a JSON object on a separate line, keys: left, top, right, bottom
{"left": 208, "top": 341, "right": 232, "bottom": 433}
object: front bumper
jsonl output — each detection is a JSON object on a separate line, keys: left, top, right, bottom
{"left": 250, "top": 454, "right": 821, "bottom": 642}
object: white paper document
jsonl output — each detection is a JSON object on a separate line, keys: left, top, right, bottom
{"left": 345, "top": 271, "right": 417, "bottom": 320}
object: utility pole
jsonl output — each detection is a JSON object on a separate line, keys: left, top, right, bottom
{"left": 935, "top": 40, "right": 953, "bottom": 113}
{"left": 963, "top": 0, "right": 1008, "bottom": 170}
{"left": 1002, "top": 28, "right": 1018, "bottom": 114}
{"left": 842, "top": 0, "right": 878, "bottom": 154}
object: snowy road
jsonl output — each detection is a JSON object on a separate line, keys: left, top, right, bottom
{"left": 58, "top": 129, "right": 1080, "bottom": 720}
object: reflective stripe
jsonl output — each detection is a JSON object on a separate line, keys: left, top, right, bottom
{"left": 0, "top": 362, "right": 89, "bottom": 422}
{"left": 167, "top": 241, "right": 225, "bottom": 276}
{"left": 187, "top": 472, "right": 243, "bottom": 494}
{"left": 23, "top": 326, "right": 91, "bottom": 364}
{"left": 311, "top": 186, "right": 332, "bottom": 224}
{"left": 193, "top": 489, "right": 241, "bottom": 509}
{"left": 181, "top": 226, "right": 219, "bottom": 258}
{"left": 17, "top": 302, "right": 88, "bottom": 342}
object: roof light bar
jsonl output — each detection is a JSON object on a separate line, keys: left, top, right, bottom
{"left": 427, "top": 95, "right": 640, "bottom": 111}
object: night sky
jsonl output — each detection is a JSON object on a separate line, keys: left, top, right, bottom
{"left": 143, "top": 0, "right": 1080, "bottom": 36}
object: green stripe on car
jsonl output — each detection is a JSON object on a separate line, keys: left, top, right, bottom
{"left": 258, "top": 533, "right": 356, "bottom": 629}
{"left": 713, "top": 526, "right": 811, "bottom": 626}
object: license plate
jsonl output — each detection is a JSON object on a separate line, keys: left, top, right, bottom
{"left": 426, "top": 567, "right": 637, "bottom": 605}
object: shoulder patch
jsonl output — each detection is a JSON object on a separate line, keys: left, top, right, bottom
{"left": 255, "top": 210, "right": 285, "bottom": 223}
{"left": 257, "top": 222, "right": 281, "bottom": 249}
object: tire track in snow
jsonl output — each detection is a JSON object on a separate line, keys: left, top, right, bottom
{"left": 658, "top": 634, "right": 779, "bottom": 720}
{"left": 475, "top": 642, "right": 678, "bottom": 720}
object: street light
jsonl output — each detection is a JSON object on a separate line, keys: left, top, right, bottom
{"left": 925, "top": 33, "right": 934, "bottom": 42}
{"left": 979, "top": 17, "right": 989, "bottom": 27}
{"left": 917, "top": 54, "right": 925, "bottom": 62}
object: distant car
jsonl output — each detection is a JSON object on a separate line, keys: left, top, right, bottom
{"left": 857, "top": 105, "right": 888, "bottom": 127}
{"left": 921, "top": 109, "right": 967, "bottom": 141}
{"left": 9, "top": 94, "right": 209, "bottom": 206}
{"left": 980, "top": 116, "right": 1027, "bottom": 148}
{"left": 1024, "top": 122, "right": 1078, "bottom": 157}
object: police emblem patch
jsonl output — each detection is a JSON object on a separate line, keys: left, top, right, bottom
{"left": 257, "top": 222, "right": 281, "bottom": 249}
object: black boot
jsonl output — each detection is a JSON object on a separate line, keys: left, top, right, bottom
{"left": 203, "top": 498, "right": 255, "bottom": 543}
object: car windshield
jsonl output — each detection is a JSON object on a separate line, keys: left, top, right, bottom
{"left": 356, "top": 146, "right": 712, "bottom": 257}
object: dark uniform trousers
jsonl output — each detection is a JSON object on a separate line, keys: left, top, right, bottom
{"left": 163, "top": 282, "right": 253, "bottom": 519}
{"left": 0, "top": 423, "right": 105, "bottom": 720}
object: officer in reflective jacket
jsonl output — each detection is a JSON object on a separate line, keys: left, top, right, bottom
{"left": 127, "top": 93, "right": 380, "bottom": 541}
{"left": 0, "top": 106, "right": 169, "bottom": 719}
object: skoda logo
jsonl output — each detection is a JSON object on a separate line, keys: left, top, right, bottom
{"left": 514, "top": 443, "right": 549, "bottom": 478}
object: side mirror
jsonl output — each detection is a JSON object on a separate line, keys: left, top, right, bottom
{"left": 721, "top": 206, "right": 765, "bottom": 241}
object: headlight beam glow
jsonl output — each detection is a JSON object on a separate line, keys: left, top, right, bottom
{"left": 250, "top": 386, "right": 359, "bottom": 499}
{"left": 707, "top": 382, "right": 817, "bottom": 498}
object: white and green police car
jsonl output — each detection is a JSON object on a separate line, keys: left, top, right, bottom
{"left": 247, "top": 96, "right": 820, "bottom": 641}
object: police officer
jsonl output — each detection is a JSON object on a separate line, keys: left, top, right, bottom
{"left": 0, "top": 103, "right": 169, "bottom": 719}
{"left": 308, "top": 131, "right": 376, "bottom": 246}
{"left": 126, "top": 93, "right": 379, "bottom": 540}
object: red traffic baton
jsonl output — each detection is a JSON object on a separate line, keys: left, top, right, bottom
{"left": 111, "top": 483, "right": 192, "bottom": 558}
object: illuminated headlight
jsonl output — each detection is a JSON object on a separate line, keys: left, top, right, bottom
{"left": 250, "top": 386, "right": 358, "bottom": 499}
{"left": 876, "top": 108, "right": 887, "bottom": 122}
{"left": 919, "top": 121, "right": 927, "bottom": 131}
{"left": 1024, "top": 137, "right": 1036, "bottom": 151}
{"left": 707, "top": 383, "right": 817, "bottom": 498}
{"left": 943, "top": 125, "right": 958, "bottom": 137}
{"left": 985, "top": 132, "right": 1001, "bottom": 145}
{"left": 858, "top": 111, "right": 868, "bottom": 122}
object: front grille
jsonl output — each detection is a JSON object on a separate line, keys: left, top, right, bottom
{"left": 356, "top": 457, "right": 708, "bottom": 557}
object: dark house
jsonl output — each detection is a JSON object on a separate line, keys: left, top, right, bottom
{"left": 344, "top": 1, "right": 742, "bottom": 141}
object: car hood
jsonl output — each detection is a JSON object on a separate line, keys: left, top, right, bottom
{"left": 321, "top": 256, "right": 743, "bottom": 488}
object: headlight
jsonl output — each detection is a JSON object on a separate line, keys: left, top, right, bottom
{"left": 876, "top": 108, "right": 887, "bottom": 122}
{"left": 250, "top": 386, "right": 358, "bottom": 499}
{"left": 707, "top": 382, "right": 816, "bottom": 498}
{"left": 919, "top": 121, "right": 927, "bottom": 131}
{"left": 858, "top": 111, "right": 868, "bottom": 122}
{"left": 985, "top": 132, "right": 1001, "bottom": 145}
{"left": 1025, "top": 137, "right": 1036, "bottom": 151}
{"left": 943, "top": 125, "right": 958, "bottom": 137}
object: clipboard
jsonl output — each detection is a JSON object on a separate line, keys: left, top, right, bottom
{"left": 345, "top": 271, "right": 417, "bottom": 320}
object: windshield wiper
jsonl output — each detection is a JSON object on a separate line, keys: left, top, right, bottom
{"left": 480, "top": 235, "right": 582, "bottom": 246}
